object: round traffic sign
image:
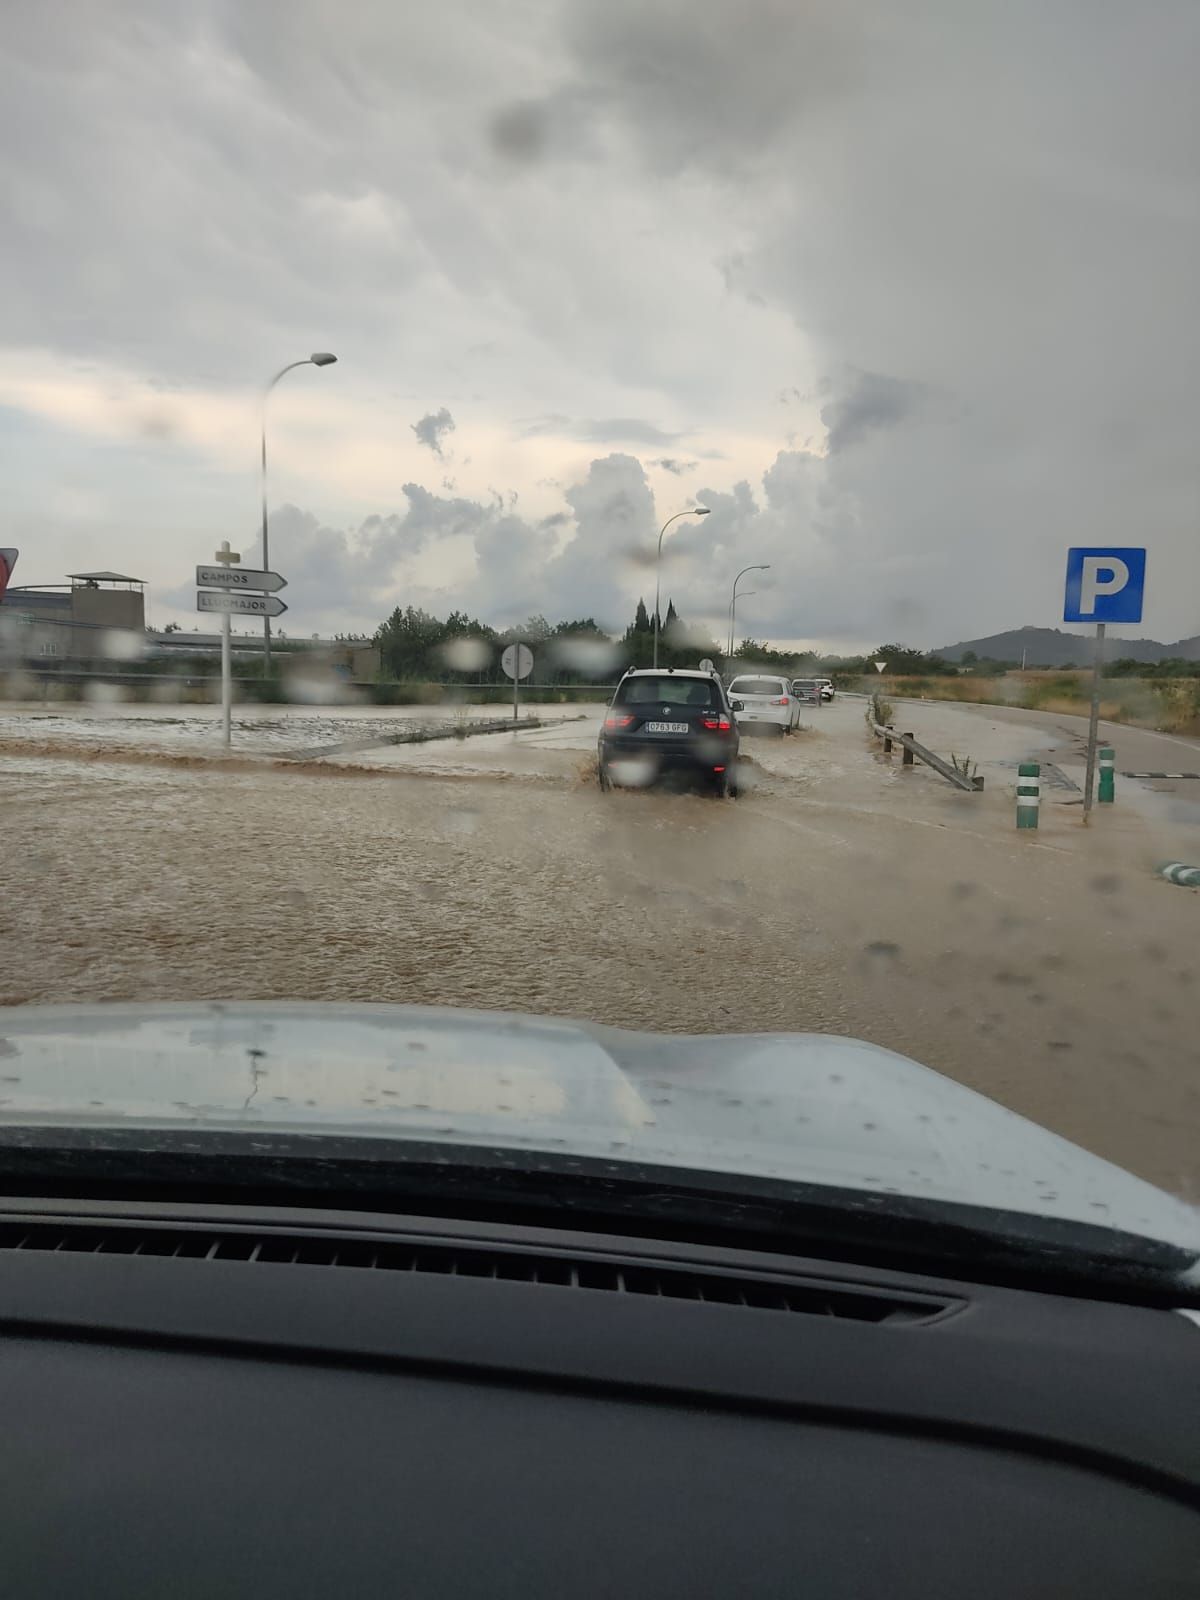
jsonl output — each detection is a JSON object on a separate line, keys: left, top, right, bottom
{"left": 501, "top": 643, "right": 534, "bottom": 680}
{"left": 698, "top": 657, "right": 716, "bottom": 674}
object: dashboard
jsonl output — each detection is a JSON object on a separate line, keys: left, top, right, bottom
{"left": 0, "top": 1196, "right": 1197, "bottom": 1597}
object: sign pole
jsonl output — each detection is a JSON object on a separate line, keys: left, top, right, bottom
{"left": 221, "top": 610, "right": 232, "bottom": 749}
{"left": 500, "top": 642, "right": 533, "bottom": 720}
{"left": 1082, "top": 622, "right": 1105, "bottom": 823}
{"left": 209, "top": 540, "right": 241, "bottom": 750}
{"left": 1063, "top": 548, "right": 1145, "bottom": 826}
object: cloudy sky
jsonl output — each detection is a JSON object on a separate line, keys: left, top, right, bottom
{"left": 2, "top": 1, "right": 1197, "bottom": 649}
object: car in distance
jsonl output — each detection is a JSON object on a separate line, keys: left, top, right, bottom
{"left": 792, "top": 677, "right": 832, "bottom": 705}
{"left": 599, "top": 668, "right": 739, "bottom": 795}
{"left": 727, "top": 674, "right": 800, "bottom": 736}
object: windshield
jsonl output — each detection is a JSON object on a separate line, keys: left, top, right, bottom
{"left": 731, "top": 679, "right": 786, "bottom": 697}
{"left": 0, "top": 4, "right": 1196, "bottom": 1282}
{"left": 617, "top": 676, "right": 718, "bottom": 706}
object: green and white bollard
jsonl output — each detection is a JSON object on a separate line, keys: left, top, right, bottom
{"left": 1098, "top": 746, "right": 1115, "bottom": 804}
{"left": 1017, "top": 762, "right": 1040, "bottom": 829}
{"left": 1158, "top": 862, "right": 1200, "bottom": 887}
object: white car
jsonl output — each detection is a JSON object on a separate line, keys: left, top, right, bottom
{"left": 793, "top": 677, "right": 834, "bottom": 704}
{"left": 727, "top": 674, "right": 800, "bottom": 736}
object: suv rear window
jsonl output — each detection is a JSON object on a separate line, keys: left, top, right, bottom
{"left": 731, "top": 678, "right": 786, "bottom": 697}
{"left": 616, "top": 675, "right": 719, "bottom": 707}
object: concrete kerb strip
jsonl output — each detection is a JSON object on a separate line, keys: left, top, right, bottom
{"left": 1157, "top": 862, "right": 1200, "bottom": 889}
{"left": 277, "top": 715, "right": 560, "bottom": 763}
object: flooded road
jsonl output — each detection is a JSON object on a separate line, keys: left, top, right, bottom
{"left": 2, "top": 696, "right": 1198, "bottom": 1198}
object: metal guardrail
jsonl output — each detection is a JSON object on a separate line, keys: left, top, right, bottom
{"left": 871, "top": 722, "right": 984, "bottom": 792}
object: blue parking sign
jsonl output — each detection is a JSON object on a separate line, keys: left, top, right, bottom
{"left": 1063, "top": 547, "right": 1145, "bottom": 624}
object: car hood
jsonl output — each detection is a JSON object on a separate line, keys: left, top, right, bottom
{"left": 0, "top": 1001, "right": 1195, "bottom": 1256}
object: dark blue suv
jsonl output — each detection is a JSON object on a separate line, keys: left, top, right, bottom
{"left": 598, "top": 669, "right": 740, "bottom": 797}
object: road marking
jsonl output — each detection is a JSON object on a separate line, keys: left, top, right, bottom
{"left": 1127, "top": 729, "right": 1200, "bottom": 754}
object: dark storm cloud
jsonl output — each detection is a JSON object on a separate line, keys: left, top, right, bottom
{"left": 489, "top": 101, "right": 547, "bottom": 163}
{"left": 562, "top": 0, "right": 856, "bottom": 177}
{"left": 543, "top": 0, "right": 1200, "bottom": 643}
{"left": 411, "top": 408, "right": 456, "bottom": 457}
{"left": 650, "top": 458, "right": 695, "bottom": 475}
{"left": 820, "top": 370, "right": 925, "bottom": 455}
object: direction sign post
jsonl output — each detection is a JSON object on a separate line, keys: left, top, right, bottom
{"left": 207, "top": 541, "right": 240, "bottom": 748}
{"left": 1063, "top": 547, "right": 1147, "bottom": 821}
{"left": 196, "top": 553, "right": 290, "bottom": 749}
{"left": 500, "top": 642, "right": 534, "bottom": 722}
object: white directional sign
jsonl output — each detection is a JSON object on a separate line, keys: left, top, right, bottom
{"left": 197, "top": 591, "right": 288, "bottom": 618}
{"left": 501, "top": 643, "right": 534, "bottom": 680}
{"left": 196, "top": 565, "right": 287, "bottom": 593}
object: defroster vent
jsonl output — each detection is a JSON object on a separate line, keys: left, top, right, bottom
{"left": 0, "top": 1218, "right": 956, "bottom": 1325}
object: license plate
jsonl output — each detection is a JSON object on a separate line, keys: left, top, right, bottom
{"left": 644, "top": 721, "right": 688, "bottom": 734}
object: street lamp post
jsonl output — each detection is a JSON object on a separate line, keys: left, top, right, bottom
{"left": 728, "top": 564, "right": 771, "bottom": 663}
{"left": 653, "top": 507, "right": 710, "bottom": 668}
{"left": 260, "top": 351, "right": 337, "bottom": 670}
{"left": 727, "top": 593, "right": 756, "bottom": 660}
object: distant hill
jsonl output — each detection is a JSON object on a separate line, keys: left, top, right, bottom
{"left": 933, "top": 626, "right": 1200, "bottom": 667}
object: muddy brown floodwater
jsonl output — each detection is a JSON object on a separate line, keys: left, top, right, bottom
{"left": 1, "top": 727, "right": 1199, "bottom": 1201}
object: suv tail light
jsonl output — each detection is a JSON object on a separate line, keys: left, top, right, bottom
{"left": 774, "top": 696, "right": 789, "bottom": 705}
{"left": 604, "top": 713, "right": 636, "bottom": 730}
{"left": 701, "top": 716, "right": 733, "bottom": 732}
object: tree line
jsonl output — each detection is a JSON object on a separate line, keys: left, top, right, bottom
{"left": 372, "top": 599, "right": 729, "bottom": 682}
{"left": 371, "top": 601, "right": 981, "bottom": 685}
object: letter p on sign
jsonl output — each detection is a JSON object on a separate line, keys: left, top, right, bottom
{"left": 1063, "top": 547, "right": 1146, "bottom": 624}
{"left": 1081, "top": 556, "right": 1129, "bottom": 614}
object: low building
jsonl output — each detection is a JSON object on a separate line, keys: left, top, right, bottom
{"left": 0, "top": 572, "right": 146, "bottom": 660}
{"left": 1, "top": 569, "right": 382, "bottom": 678}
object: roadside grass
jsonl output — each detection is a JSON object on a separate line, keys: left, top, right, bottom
{"left": 865, "top": 691, "right": 893, "bottom": 731}
{"left": 856, "top": 673, "right": 1200, "bottom": 736}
